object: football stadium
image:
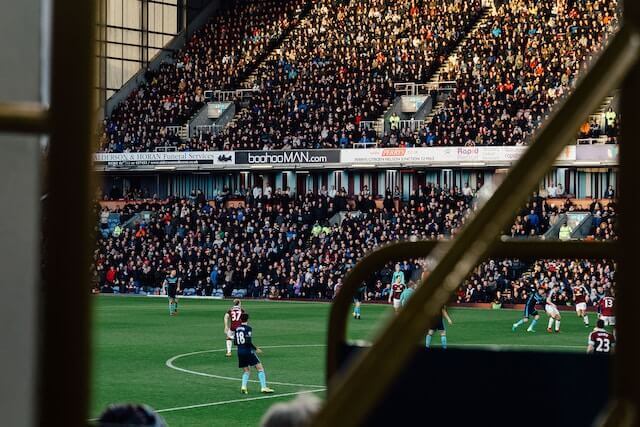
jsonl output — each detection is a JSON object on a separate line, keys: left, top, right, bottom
{"left": 2, "top": 0, "right": 639, "bottom": 426}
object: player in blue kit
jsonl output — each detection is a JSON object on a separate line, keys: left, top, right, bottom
{"left": 512, "top": 286, "right": 546, "bottom": 332}
{"left": 162, "top": 269, "right": 180, "bottom": 316}
{"left": 426, "top": 307, "right": 453, "bottom": 349}
{"left": 235, "top": 313, "right": 274, "bottom": 394}
{"left": 352, "top": 284, "right": 366, "bottom": 319}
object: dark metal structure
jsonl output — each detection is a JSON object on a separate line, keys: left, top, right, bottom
{"left": 0, "top": 0, "right": 96, "bottom": 425}
{"left": 313, "top": 15, "right": 640, "bottom": 427}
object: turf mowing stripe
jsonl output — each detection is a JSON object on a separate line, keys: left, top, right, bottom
{"left": 166, "top": 345, "right": 327, "bottom": 388}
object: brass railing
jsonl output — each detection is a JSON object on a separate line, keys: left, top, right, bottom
{"left": 313, "top": 23, "right": 640, "bottom": 427}
{"left": 325, "top": 240, "right": 620, "bottom": 382}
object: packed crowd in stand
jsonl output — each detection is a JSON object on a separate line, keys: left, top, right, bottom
{"left": 93, "top": 184, "right": 476, "bottom": 298}
{"left": 99, "top": 0, "right": 306, "bottom": 152}
{"left": 99, "top": 0, "right": 620, "bottom": 152}
{"left": 458, "top": 258, "right": 615, "bottom": 307}
{"left": 389, "top": 0, "right": 619, "bottom": 147}
{"left": 94, "top": 184, "right": 617, "bottom": 308}
{"left": 99, "top": 0, "right": 485, "bottom": 152}
{"left": 508, "top": 188, "right": 618, "bottom": 240}
{"left": 204, "top": 0, "right": 482, "bottom": 151}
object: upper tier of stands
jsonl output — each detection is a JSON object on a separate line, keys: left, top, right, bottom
{"left": 419, "top": 0, "right": 620, "bottom": 147}
{"left": 99, "top": 0, "right": 620, "bottom": 153}
{"left": 100, "top": 0, "right": 306, "bottom": 153}
{"left": 204, "top": 0, "right": 482, "bottom": 151}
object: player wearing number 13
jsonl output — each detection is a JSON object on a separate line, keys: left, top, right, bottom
{"left": 598, "top": 291, "right": 616, "bottom": 327}
{"left": 235, "top": 313, "right": 274, "bottom": 394}
{"left": 587, "top": 319, "right": 615, "bottom": 353}
{"left": 224, "top": 299, "right": 245, "bottom": 357}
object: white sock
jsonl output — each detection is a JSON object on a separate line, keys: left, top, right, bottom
{"left": 583, "top": 315, "right": 589, "bottom": 325}
{"left": 555, "top": 320, "right": 561, "bottom": 331}
{"left": 548, "top": 317, "right": 554, "bottom": 329}
{"left": 226, "top": 339, "right": 232, "bottom": 353}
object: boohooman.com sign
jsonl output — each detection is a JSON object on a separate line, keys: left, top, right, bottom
{"left": 235, "top": 150, "right": 341, "bottom": 165}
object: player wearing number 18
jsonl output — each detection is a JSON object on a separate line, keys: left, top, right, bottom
{"left": 587, "top": 319, "right": 615, "bottom": 353}
{"left": 235, "top": 312, "right": 274, "bottom": 394}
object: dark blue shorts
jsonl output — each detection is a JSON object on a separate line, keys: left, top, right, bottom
{"left": 524, "top": 305, "right": 538, "bottom": 318}
{"left": 430, "top": 316, "right": 445, "bottom": 331}
{"left": 238, "top": 352, "right": 260, "bottom": 368}
{"left": 167, "top": 285, "right": 177, "bottom": 299}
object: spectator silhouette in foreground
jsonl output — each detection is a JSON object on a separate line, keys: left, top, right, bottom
{"left": 98, "top": 403, "right": 167, "bottom": 426}
{"left": 260, "top": 394, "right": 321, "bottom": 427}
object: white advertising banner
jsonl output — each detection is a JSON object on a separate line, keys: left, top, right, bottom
{"left": 93, "top": 144, "right": 617, "bottom": 170}
{"left": 341, "top": 146, "right": 579, "bottom": 164}
{"left": 94, "top": 151, "right": 235, "bottom": 166}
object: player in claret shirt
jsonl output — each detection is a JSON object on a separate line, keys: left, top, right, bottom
{"left": 587, "top": 319, "right": 615, "bottom": 353}
{"left": 572, "top": 281, "right": 590, "bottom": 327}
{"left": 235, "top": 313, "right": 274, "bottom": 394}
{"left": 598, "top": 290, "right": 616, "bottom": 327}
{"left": 388, "top": 277, "right": 405, "bottom": 314}
{"left": 545, "top": 283, "right": 562, "bottom": 333}
{"left": 223, "top": 299, "right": 245, "bottom": 357}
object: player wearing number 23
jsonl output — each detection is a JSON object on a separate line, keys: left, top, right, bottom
{"left": 587, "top": 319, "right": 615, "bottom": 354}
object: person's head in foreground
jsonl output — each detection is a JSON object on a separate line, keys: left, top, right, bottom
{"left": 260, "top": 394, "right": 321, "bottom": 427}
{"left": 98, "top": 403, "right": 167, "bottom": 426}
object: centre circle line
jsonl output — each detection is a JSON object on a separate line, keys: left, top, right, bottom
{"left": 165, "top": 344, "right": 327, "bottom": 388}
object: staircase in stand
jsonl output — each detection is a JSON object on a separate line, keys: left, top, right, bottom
{"left": 423, "top": 8, "right": 492, "bottom": 125}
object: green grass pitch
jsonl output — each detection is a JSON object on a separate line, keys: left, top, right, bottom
{"left": 91, "top": 296, "right": 595, "bottom": 426}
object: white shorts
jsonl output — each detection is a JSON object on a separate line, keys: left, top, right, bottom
{"left": 600, "top": 315, "right": 616, "bottom": 326}
{"left": 575, "top": 302, "right": 587, "bottom": 313}
{"left": 226, "top": 329, "right": 235, "bottom": 340}
{"left": 392, "top": 299, "right": 401, "bottom": 309}
{"left": 545, "top": 304, "right": 560, "bottom": 317}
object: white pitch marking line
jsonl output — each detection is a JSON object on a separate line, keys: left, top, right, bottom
{"left": 88, "top": 389, "right": 326, "bottom": 420}
{"left": 452, "top": 343, "right": 584, "bottom": 349}
{"left": 166, "top": 344, "right": 327, "bottom": 388}
{"left": 154, "top": 389, "right": 326, "bottom": 414}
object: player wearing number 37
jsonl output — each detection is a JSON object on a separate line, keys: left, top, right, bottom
{"left": 235, "top": 312, "right": 274, "bottom": 394}
{"left": 224, "top": 299, "right": 245, "bottom": 357}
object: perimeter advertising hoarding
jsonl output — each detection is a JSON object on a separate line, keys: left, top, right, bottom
{"left": 93, "top": 151, "right": 234, "bottom": 166}
{"left": 340, "top": 146, "right": 578, "bottom": 164}
{"left": 234, "top": 150, "right": 341, "bottom": 165}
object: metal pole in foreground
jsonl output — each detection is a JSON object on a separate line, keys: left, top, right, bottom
{"left": 605, "top": 0, "right": 640, "bottom": 424}
{"left": 39, "top": 0, "right": 97, "bottom": 424}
